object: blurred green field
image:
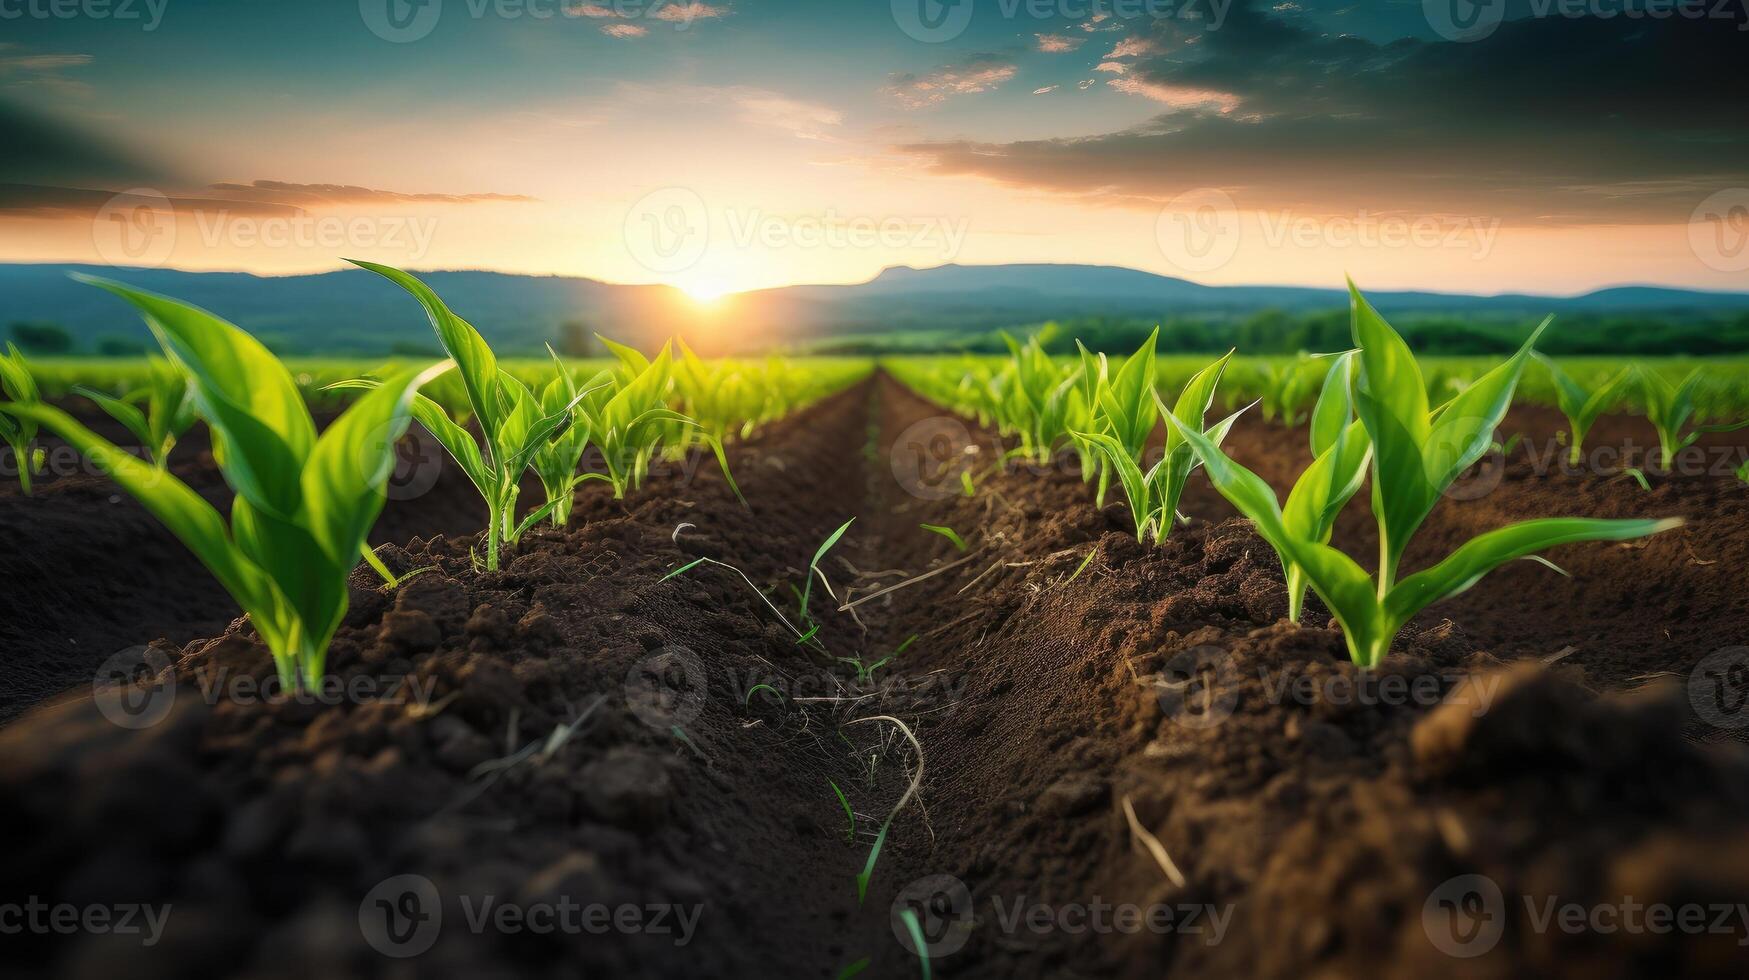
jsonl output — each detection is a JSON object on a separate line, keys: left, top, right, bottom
{"left": 882, "top": 353, "right": 1749, "bottom": 423}
{"left": 23, "top": 352, "right": 1749, "bottom": 424}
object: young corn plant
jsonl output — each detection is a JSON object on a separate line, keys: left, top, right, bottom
{"left": 1259, "top": 358, "right": 1318, "bottom": 426}
{"left": 1168, "top": 283, "right": 1681, "bottom": 667}
{"left": 1278, "top": 351, "right": 1373, "bottom": 623}
{"left": 571, "top": 340, "right": 743, "bottom": 504}
{"left": 1070, "top": 328, "right": 1161, "bottom": 509}
{"left": 347, "top": 260, "right": 592, "bottom": 569}
{"left": 0, "top": 275, "right": 451, "bottom": 689}
{"left": 1074, "top": 350, "right": 1245, "bottom": 545}
{"left": 1637, "top": 367, "right": 1749, "bottom": 471}
{"left": 998, "top": 331, "right": 1084, "bottom": 465}
{"left": 1535, "top": 355, "right": 1633, "bottom": 466}
{"left": 72, "top": 356, "right": 196, "bottom": 469}
{"left": 0, "top": 343, "right": 44, "bottom": 493}
{"left": 529, "top": 347, "right": 614, "bottom": 528}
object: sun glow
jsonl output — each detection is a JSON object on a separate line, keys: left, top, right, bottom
{"left": 677, "top": 276, "right": 737, "bottom": 306}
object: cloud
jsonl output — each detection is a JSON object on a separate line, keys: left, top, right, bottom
{"left": 0, "top": 100, "right": 177, "bottom": 189}
{"left": 734, "top": 94, "right": 843, "bottom": 141}
{"left": 1106, "top": 78, "right": 1240, "bottom": 112}
{"left": 1107, "top": 37, "right": 1155, "bottom": 58}
{"left": 205, "top": 180, "right": 538, "bottom": 206}
{"left": 0, "top": 47, "right": 95, "bottom": 97}
{"left": 650, "top": 2, "right": 729, "bottom": 23}
{"left": 895, "top": 5, "right": 1749, "bottom": 225}
{"left": 0, "top": 184, "right": 298, "bottom": 219}
{"left": 885, "top": 56, "right": 1018, "bottom": 109}
{"left": 567, "top": 1, "right": 729, "bottom": 29}
{"left": 1032, "top": 85, "right": 1059, "bottom": 95}
{"left": 1035, "top": 33, "right": 1085, "bottom": 53}
{"left": 1094, "top": 61, "right": 1128, "bottom": 74}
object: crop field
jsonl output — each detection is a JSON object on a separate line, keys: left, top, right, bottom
{"left": 5, "top": 270, "right": 1749, "bottom": 979}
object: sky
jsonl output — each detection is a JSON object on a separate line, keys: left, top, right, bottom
{"left": 2, "top": 0, "right": 1746, "bottom": 298}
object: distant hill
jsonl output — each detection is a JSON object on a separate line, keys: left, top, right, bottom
{"left": 2, "top": 262, "right": 1747, "bottom": 356}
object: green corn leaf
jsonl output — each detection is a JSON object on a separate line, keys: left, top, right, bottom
{"left": 74, "top": 274, "right": 314, "bottom": 519}
{"left": 349, "top": 259, "right": 503, "bottom": 436}
{"left": 1423, "top": 317, "right": 1549, "bottom": 491}
{"left": 800, "top": 518, "right": 855, "bottom": 621}
{"left": 0, "top": 400, "right": 275, "bottom": 624}
{"left": 299, "top": 362, "right": 453, "bottom": 569}
{"left": 1386, "top": 517, "right": 1683, "bottom": 628}
{"left": 1074, "top": 429, "right": 1154, "bottom": 541}
{"left": 1348, "top": 281, "right": 1437, "bottom": 588}
{"left": 73, "top": 384, "right": 155, "bottom": 454}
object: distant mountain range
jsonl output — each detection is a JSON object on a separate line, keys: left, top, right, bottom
{"left": 3, "top": 262, "right": 1747, "bottom": 356}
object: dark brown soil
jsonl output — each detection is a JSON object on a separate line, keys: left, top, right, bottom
{"left": 3, "top": 375, "right": 1748, "bottom": 978}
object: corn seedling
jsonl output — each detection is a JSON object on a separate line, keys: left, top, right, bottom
{"left": 920, "top": 523, "right": 967, "bottom": 551}
{"left": 0, "top": 343, "right": 44, "bottom": 493}
{"left": 1168, "top": 283, "right": 1681, "bottom": 667}
{"left": 529, "top": 347, "right": 615, "bottom": 527}
{"left": 1258, "top": 358, "right": 1319, "bottom": 426}
{"left": 345, "top": 261, "right": 594, "bottom": 569}
{"left": 828, "top": 779, "right": 856, "bottom": 842}
{"left": 838, "top": 634, "right": 916, "bottom": 686}
{"left": 575, "top": 338, "right": 744, "bottom": 506}
{"left": 0, "top": 275, "right": 452, "bottom": 689}
{"left": 1278, "top": 351, "right": 1373, "bottom": 622}
{"left": 1074, "top": 350, "right": 1246, "bottom": 544}
{"left": 843, "top": 714, "right": 924, "bottom": 905}
{"left": 1536, "top": 355, "right": 1634, "bottom": 466}
{"left": 1637, "top": 366, "right": 1749, "bottom": 471}
{"left": 71, "top": 356, "right": 196, "bottom": 469}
